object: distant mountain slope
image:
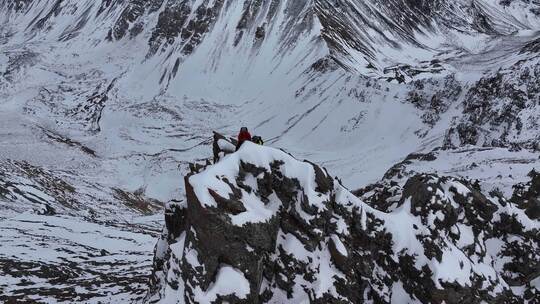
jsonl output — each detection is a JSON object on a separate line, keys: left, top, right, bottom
{"left": 2, "top": 0, "right": 539, "bottom": 162}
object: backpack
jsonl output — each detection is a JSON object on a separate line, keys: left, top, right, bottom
{"left": 252, "top": 136, "right": 264, "bottom": 145}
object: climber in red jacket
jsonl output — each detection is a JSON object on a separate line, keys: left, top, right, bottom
{"left": 236, "top": 127, "right": 252, "bottom": 151}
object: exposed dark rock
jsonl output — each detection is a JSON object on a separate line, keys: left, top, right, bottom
{"left": 213, "top": 131, "right": 237, "bottom": 163}
{"left": 40, "top": 127, "right": 96, "bottom": 157}
{"left": 0, "top": 160, "right": 78, "bottom": 211}
{"left": 37, "top": 203, "right": 56, "bottom": 216}
{"left": 29, "top": 0, "right": 64, "bottom": 31}
{"left": 255, "top": 26, "right": 265, "bottom": 40}
{"left": 511, "top": 169, "right": 540, "bottom": 219}
{"left": 328, "top": 236, "right": 349, "bottom": 273}
{"left": 112, "top": 188, "right": 163, "bottom": 215}
{"left": 521, "top": 37, "right": 540, "bottom": 54}
{"left": 72, "top": 77, "right": 118, "bottom": 134}
{"left": 304, "top": 160, "right": 334, "bottom": 193}
{"left": 209, "top": 188, "right": 247, "bottom": 215}
{"left": 309, "top": 56, "right": 340, "bottom": 73}
{"left": 148, "top": 0, "right": 225, "bottom": 56}
{"left": 110, "top": 0, "right": 162, "bottom": 40}
{"left": 5, "top": 0, "right": 32, "bottom": 12}
{"left": 165, "top": 200, "right": 187, "bottom": 240}
{"left": 406, "top": 75, "right": 462, "bottom": 127}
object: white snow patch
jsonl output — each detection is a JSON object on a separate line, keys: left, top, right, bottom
{"left": 193, "top": 265, "right": 250, "bottom": 303}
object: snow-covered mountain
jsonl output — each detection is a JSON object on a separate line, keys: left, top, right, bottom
{"left": 2, "top": 0, "right": 539, "bottom": 187}
{"left": 147, "top": 138, "right": 539, "bottom": 303}
{"left": 1, "top": 0, "right": 539, "bottom": 302}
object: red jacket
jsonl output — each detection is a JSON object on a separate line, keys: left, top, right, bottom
{"left": 237, "top": 130, "right": 252, "bottom": 150}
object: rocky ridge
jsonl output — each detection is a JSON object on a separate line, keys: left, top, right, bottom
{"left": 146, "top": 135, "right": 539, "bottom": 303}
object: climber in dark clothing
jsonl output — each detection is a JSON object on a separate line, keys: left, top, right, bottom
{"left": 252, "top": 136, "right": 264, "bottom": 145}
{"left": 236, "top": 127, "right": 252, "bottom": 151}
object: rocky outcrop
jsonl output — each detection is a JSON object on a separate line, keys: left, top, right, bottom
{"left": 406, "top": 75, "right": 462, "bottom": 128}
{"left": 146, "top": 135, "right": 539, "bottom": 303}
{"left": 147, "top": 0, "right": 226, "bottom": 56}
{"left": 444, "top": 59, "right": 540, "bottom": 149}
{"left": 3, "top": 0, "right": 32, "bottom": 12}
{"left": 212, "top": 131, "right": 237, "bottom": 163}
{"left": 109, "top": 0, "right": 165, "bottom": 40}
{"left": 521, "top": 37, "right": 540, "bottom": 54}
{"left": 512, "top": 169, "right": 540, "bottom": 220}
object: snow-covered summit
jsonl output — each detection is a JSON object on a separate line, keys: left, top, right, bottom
{"left": 147, "top": 138, "right": 539, "bottom": 303}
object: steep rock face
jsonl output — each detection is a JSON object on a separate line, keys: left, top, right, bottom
{"left": 147, "top": 138, "right": 539, "bottom": 303}
{"left": 109, "top": 0, "right": 165, "bottom": 41}
{"left": 146, "top": 0, "right": 225, "bottom": 57}
{"left": 3, "top": 0, "right": 32, "bottom": 12}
